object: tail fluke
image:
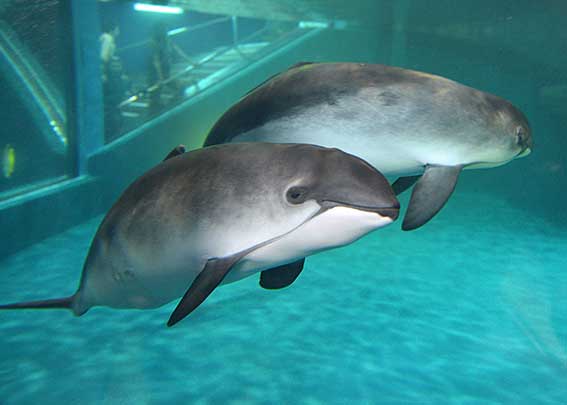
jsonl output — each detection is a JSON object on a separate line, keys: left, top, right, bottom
{"left": 0, "top": 296, "right": 74, "bottom": 312}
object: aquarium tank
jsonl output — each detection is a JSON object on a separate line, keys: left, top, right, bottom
{"left": 0, "top": 0, "right": 566, "bottom": 403}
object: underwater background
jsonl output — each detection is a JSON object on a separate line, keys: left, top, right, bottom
{"left": 0, "top": 0, "right": 566, "bottom": 403}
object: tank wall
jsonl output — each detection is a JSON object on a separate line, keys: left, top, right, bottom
{"left": 88, "top": 28, "right": 383, "bottom": 210}
{"left": 0, "top": 27, "right": 382, "bottom": 258}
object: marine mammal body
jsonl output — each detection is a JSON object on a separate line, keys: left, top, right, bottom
{"left": 204, "top": 62, "right": 533, "bottom": 230}
{"left": 0, "top": 143, "right": 399, "bottom": 326}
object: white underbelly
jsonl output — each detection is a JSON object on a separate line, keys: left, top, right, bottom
{"left": 233, "top": 125, "right": 424, "bottom": 176}
{"left": 230, "top": 105, "right": 483, "bottom": 174}
{"left": 90, "top": 207, "right": 390, "bottom": 309}
{"left": 224, "top": 206, "right": 393, "bottom": 283}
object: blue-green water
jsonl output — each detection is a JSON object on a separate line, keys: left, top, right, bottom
{"left": 2, "top": 1, "right": 567, "bottom": 404}
{"left": 1, "top": 191, "right": 566, "bottom": 404}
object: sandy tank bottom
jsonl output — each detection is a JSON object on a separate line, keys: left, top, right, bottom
{"left": 0, "top": 190, "right": 566, "bottom": 404}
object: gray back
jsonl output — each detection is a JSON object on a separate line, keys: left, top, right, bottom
{"left": 204, "top": 63, "right": 530, "bottom": 149}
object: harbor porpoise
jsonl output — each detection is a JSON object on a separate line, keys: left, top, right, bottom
{"left": 204, "top": 62, "right": 533, "bottom": 230}
{"left": 0, "top": 143, "right": 399, "bottom": 326}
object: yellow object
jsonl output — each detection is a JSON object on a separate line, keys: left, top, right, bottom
{"left": 2, "top": 144, "right": 15, "bottom": 178}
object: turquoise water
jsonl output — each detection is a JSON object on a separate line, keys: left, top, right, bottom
{"left": 1, "top": 191, "right": 566, "bottom": 404}
{"left": 2, "top": 1, "right": 567, "bottom": 404}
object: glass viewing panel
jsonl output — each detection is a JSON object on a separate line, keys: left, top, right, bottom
{"left": 0, "top": 0, "right": 72, "bottom": 201}
{"left": 98, "top": 0, "right": 296, "bottom": 142}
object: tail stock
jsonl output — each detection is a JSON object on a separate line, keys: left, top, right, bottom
{"left": 0, "top": 295, "right": 76, "bottom": 313}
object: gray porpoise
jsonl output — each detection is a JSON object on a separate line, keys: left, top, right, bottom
{"left": 204, "top": 62, "right": 533, "bottom": 230}
{"left": 0, "top": 143, "right": 399, "bottom": 326}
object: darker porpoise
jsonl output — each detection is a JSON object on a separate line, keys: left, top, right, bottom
{"left": 0, "top": 143, "right": 399, "bottom": 326}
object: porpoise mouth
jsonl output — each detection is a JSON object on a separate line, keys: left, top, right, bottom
{"left": 319, "top": 200, "right": 400, "bottom": 221}
{"left": 516, "top": 147, "right": 531, "bottom": 158}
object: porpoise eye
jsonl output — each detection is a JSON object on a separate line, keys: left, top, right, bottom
{"left": 286, "top": 187, "right": 308, "bottom": 204}
{"left": 515, "top": 126, "right": 525, "bottom": 145}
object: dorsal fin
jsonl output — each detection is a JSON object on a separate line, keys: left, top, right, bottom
{"left": 163, "top": 145, "right": 186, "bottom": 161}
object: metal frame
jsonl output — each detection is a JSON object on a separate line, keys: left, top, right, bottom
{"left": 116, "top": 17, "right": 304, "bottom": 111}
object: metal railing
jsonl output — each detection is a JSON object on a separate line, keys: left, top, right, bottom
{"left": 116, "top": 17, "right": 310, "bottom": 111}
{"left": 117, "top": 16, "right": 233, "bottom": 54}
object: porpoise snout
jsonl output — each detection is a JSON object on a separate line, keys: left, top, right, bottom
{"left": 340, "top": 152, "right": 400, "bottom": 222}
{"left": 315, "top": 148, "right": 401, "bottom": 222}
{"left": 319, "top": 197, "right": 400, "bottom": 222}
{"left": 375, "top": 205, "right": 400, "bottom": 221}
